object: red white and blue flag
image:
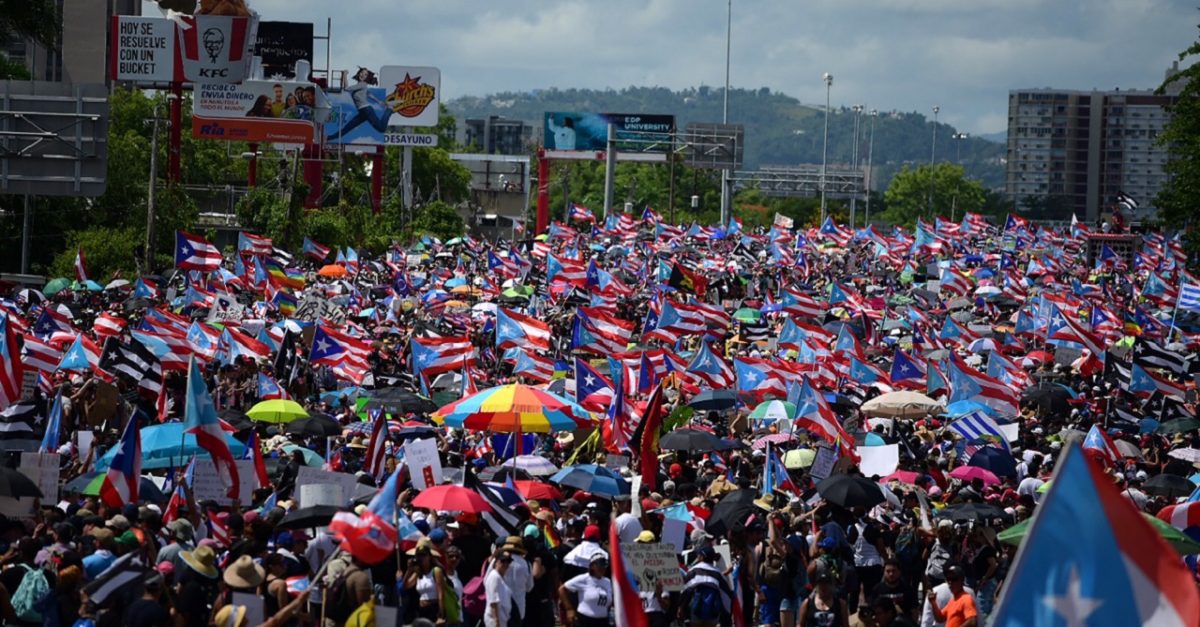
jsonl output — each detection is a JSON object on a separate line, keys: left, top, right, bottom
{"left": 329, "top": 464, "right": 402, "bottom": 565}
{"left": 991, "top": 445, "right": 1200, "bottom": 626}
{"left": 795, "top": 376, "right": 858, "bottom": 461}
{"left": 242, "top": 430, "right": 270, "bottom": 490}
{"left": 184, "top": 358, "right": 240, "bottom": 501}
{"left": 74, "top": 248, "right": 88, "bottom": 282}
{"left": 175, "top": 231, "right": 223, "bottom": 272}
{"left": 569, "top": 203, "right": 596, "bottom": 223}
{"left": 496, "top": 307, "right": 552, "bottom": 351}
{"left": 100, "top": 409, "right": 141, "bottom": 508}
{"left": 574, "top": 358, "right": 615, "bottom": 412}
{"left": 609, "top": 519, "right": 648, "bottom": 627}
{"left": 1081, "top": 424, "right": 1122, "bottom": 468}
{"left": 363, "top": 409, "right": 388, "bottom": 480}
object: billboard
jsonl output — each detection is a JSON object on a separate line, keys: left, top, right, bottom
{"left": 110, "top": 14, "right": 258, "bottom": 85}
{"left": 543, "top": 112, "right": 675, "bottom": 152}
{"left": 192, "top": 80, "right": 327, "bottom": 143}
{"left": 323, "top": 65, "right": 441, "bottom": 145}
{"left": 0, "top": 81, "right": 108, "bottom": 197}
{"left": 254, "top": 21, "right": 314, "bottom": 79}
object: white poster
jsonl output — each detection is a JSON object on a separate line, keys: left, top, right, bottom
{"left": 810, "top": 445, "right": 838, "bottom": 481}
{"left": 856, "top": 444, "right": 900, "bottom": 478}
{"left": 77, "top": 431, "right": 95, "bottom": 462}
{"left": 111, "top": 17, "right": 176, "bottom": 83}
{"left": 19, "top": 453, "right": 59, "bottom": 502}
{"left": 661, "top": 517, "right": 687, "bottom": 554}
{"left": 295, "top": 466, "right": 359, "bottom": 507}
{"left": 207, "top": 293, "right": 245, "bottom": 324}
{"left": 191, "top": 460, "right": 255, "bottom": 506}
{"left": 621, "top": 543, "right": 685, "bottom": 592}
{"left": 405, "top": 438, "right": 442, "bottom": 491}
{"left": 232, "top": 592, "right": 264, "bottom": 626}
{"left": 298, "top": 484, "right": 344, "bottom": 508}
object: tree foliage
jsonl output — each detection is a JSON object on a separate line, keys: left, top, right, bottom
{"left": 0, "top": 0, "right": 60, "bottom": 79}
{"left": 880, "top": 163, "right": 985, "bottom": 226}
{"left": 1156, "top": 27, "right": 1200, "bottom": 260}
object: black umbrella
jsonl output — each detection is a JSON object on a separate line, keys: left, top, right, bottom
{"left": 688, "top": 390, "right": 738, "bottom": 412}
{"left": 122, "top": 298, "right": 151, "bottom": 311}
{"left": 1021, "top": 382, "right": 1073, "bottom": 415}
{"left": 363, "top": 389, "right": 437, "bottom": 415}
{"left": 816, "top": 474, "right": 884, "bottom": 510}
{"left": 62, "top": 472, "right": 167, "bottom": 502}
{"left": 937, "top": 502, "right": 1010, "bottom": 523}
{"left": 220, "top": 409, "right": 254, "bottom": 432}
{"left": 705, "top": 489, "right": 759, "bottom": 537}
{"left": 967, "top": 445, "right": 1018, "bottom": 479}
{"left": 397, "top": 425, "right": 438, "bottom": 441}
{"left": 1143, "top": 473, "right": 1195, "bottom": 499}
{"left": 659, "top": 428, "right": 724, "bottom": 452}
{"left": 285, "top": 414, "right": 343, "bottom": 437}
{"left": 278, "top": 505, "right": 341, "bottom": 530}
{"left": 479, "top": 466, "right": 533, "bottom": 482}
{"left": 0, "top": 467, "right": 42, "bottom": 499}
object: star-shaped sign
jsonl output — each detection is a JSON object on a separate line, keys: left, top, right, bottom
{"left": 1041, "top": 566, "right": 1102, "bottom": 627}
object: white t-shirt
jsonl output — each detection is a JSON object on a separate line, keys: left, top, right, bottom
{"left": 615, "top": 513, "right": 644, "bottom": 544}
{"left": 504, "top": 555, "right": 532, "bottom": 618}
{"left": 564, "top": 541, "right": 607, "bottom": 568}
{"left": 484, "top": 569, "right": 512, "bottom": 627}
{"left": 1017, "top": 477, "right": 1044, "bottom": 499}
{"left": 564, "top": 573, "right": 613, "bottom": 619}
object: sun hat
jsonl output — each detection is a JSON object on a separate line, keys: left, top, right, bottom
{"left": 502, "top": 535, "right": 527, "bottom": 555}
{"left": 223, "top": 555, "right": 266, "bottom": 589}
{"left": 180, "top": 545, "right": 219, "bottom": 579}
{"left": 636, "top": 530, "right": 656, "bottom": 543}
{"left": 213, "top": 604, "right": 246, "bottom": 627}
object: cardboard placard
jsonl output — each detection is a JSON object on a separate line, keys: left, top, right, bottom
{"left": 855, "top": 444, "right": 899, "bottom": 478}
{"left": 809, "top": 445, "right": 838, "bottom": 481}
{"left": 299, "top": 484, "right": 344, "bottom": 508}
{"left": 295, "top": 297, "right": 348, "bottom": 325}
{"left": 76, "top": 431, "right": 95, "bottom": 462}
{"left": 295, "top": 466, "right": 359, "bottom": 508}
{"left": 19, "top": 453, "right": 59, "bottom": 501}
{"left": 605, "top": 453, "right": 629, "bottom": 470}
{"left": 404, "top": 438, "right": 442, "bottom": 491}
{"left": 232, "top": 592, "right": 264, "bottom": 627}
{"left": 190, "top": 460, "right": 255, "bottom": 506}
{"left": 621, "top": 543, "right": 685, "bottom": 592}
{"left": 20, "top": 371, "right": 37, "bottom": 401}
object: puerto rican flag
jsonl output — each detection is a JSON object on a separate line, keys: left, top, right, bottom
{"left": 575, "top": 357, "right": 615, "bottom": 412}
{"left": 329, "top": 465, "right": 402, "bottom": 565}
{"left": 496, "top": 307, "right": 552, "bottom": 351}
{"left": 183, "top": 358, "right": 239, "bottom": 501}
{"left": 21, "top": 336, "right": 62, "bottom": 373}
{"left": 237, "top": 231, "right": 273, "bottom": 256}
{"left": 411, "top": 334, "right": 476, "bottom": 377}
{"left": 74, "top": 248, "right": 88, "bottom": 282}
{"left": 175, "top": 231, "right": 223, "bottom": 272}
{"left": 1081, "top": 424, "right": 1122, "bottom": 468}
{"left": 257, "top": 372, "right": 288, "bottom": 400}
{"left": 946, "top": 353, "right": 1020, "bottom": 417}
{"left": 685, "top": 340, "right": 735, "bottom": 389}
{"left": 99, "top": 409, "right": 141, "bottom": 508}
{"left": 363, "top": 409, "right": 388, "bottom": 480}
{"left": 609, "top": 520, "right": 649, "bottom": 627}
{"left": 795, "top": 376, "right": 857, "bottom": 461}
{"left": 569, "top": 203, "right": 596, "bottom": 223}
{"left": 93, "top": 313, "right": 126, "bottom": 340}
{"left": 1157, "top": 502, "right": 1200, "bottom": 533}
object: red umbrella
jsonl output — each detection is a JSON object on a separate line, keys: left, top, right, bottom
{"left": 512, "top": 480, "right": 562, "bottom": 501}
{"left": 411, "top": 485, "right": 493, "bottom": 513}
{"left": 949, "top": 465, "right": 1000, "bottom": 486}
{"left": 1025, "top": 350, "right": 1053, "bottom": 364}
{"left": 879, "top": 470, "right": 921, "bottom": 485}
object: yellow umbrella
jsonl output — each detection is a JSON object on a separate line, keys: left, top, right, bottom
{"left": 246, "top": 399, "right": 309, "bottom": 424}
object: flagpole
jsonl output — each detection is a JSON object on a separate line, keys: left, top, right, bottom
{"left": 1169, "top": 285, "right": 1183, "bottom": 342}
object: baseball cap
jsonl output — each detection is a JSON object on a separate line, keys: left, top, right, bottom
{"left": 583, "top": 525, "right": 601, "bottom": 541}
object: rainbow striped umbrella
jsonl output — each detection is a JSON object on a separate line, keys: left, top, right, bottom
{"left": 432, "top": 384, "right": 594, "bottom": 432}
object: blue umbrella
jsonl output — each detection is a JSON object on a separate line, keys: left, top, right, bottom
{"left": 444, "top": 277, "right": 467, "bottom": 288}
{"left": 1140, "top": 418, "right": 1161, "bottom": 434}
{"left": 967, "top": 445, "right": 1018, "bottom": 479}
{"left": 95, "top": 423, "right": 247, "bottom": 471}
{"left": 281, "top": 444, "right": 324, "bottom": 467}
{"left": 943, "top": 400, "right": 990, "bottom": 417}
{"left": 550, "top": 464, "right": 630, "bottom": 498}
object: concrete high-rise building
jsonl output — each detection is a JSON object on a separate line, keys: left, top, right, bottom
{"left": 5, "top": 0, "right": 142, "bottom": 84}
{"left": 1006, "top": 64, "right": 1181, "bottom": 223}
{"left": 461, "top": 116, "right": 533, "bottom": 155}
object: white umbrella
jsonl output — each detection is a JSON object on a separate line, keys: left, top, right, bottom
{"left": 860, "top": 391, "right": 944, "bottom": 418}
{"left": 968, "top": 338, "right": 998, "bottom": 353}
{"left": 104, "top": 279, "right": 130, "bottom": 290}
{"left": 512, "top": 454, "right": 559, "bottom": 476}
{"left": 1168, "top": 448, "right": 1200, "bottom": 463}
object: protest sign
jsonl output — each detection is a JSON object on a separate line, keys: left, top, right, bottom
{"left": 20, "top": 371, "right": 37, "bottom": 401}
{"left": 622, "top": 543, "right": 685, "bottom": 592}
{"left": 296, "top": 466, "right": 359, "bottom": 507}
{"left": 296, "top": 297, "right": 348, "bottom": 325}
{"left": 405, "top": 438, "right": 443, "bottom": 490}
{"left": 299, "top": 484, "right": 343, "bottom": 508}
{"left": 810, "top": 445, "right": 838, "bottom": 481}
{"left": 207, "top": 293, "right": 245, "bottom": 324}
{"left": 605, "top": 453, "right": 629, "bottom": 470}
{"left": 856, "top": 444, "right": 899, "bottom": 477}
{"left": 19, "top": 453, "right": 59, "bottom": 501}
{"left": 191, "top": 460, "right": 255, "bottom": 506}
{"left": 232, "top": 593, "right": 264, "bottom": 626}
{"left": 77, "top": 431, "right": 95, "bottom": 462}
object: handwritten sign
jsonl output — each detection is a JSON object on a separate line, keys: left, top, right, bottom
{"left": 622, "top": 543, "right": 685, "bottom": 592}
{"left": 809, "top": 445, "right": 837, "bottom": 481}
{"left": 191, "top": 460, "right": 255, "bottom": 506}
{"left": 405, "top": 438, "right": 442, "bottom": 491}
{"left": 296, "top": 466, "right": 359, "bottom": 507}
{"left": 207, "top": 293, "right": 245, "bottom": 324}
{"left": 20, "top": 371, "right": 37, "bottom": 401}
{"left": 296, "top": 297, "right": 347, "bottom": 325}
{"left": 19, "top": 453, "right": 59, "bottom": 501}
{"left": 298, "top": 484, "right": 343, "bottom": 508}
{"left": 605, "top": 454, "right": 629, "bottom": 470}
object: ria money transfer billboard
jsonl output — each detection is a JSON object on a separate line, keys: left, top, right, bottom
{"left": 543, "top": 112, "right": 675, "bottom": 152}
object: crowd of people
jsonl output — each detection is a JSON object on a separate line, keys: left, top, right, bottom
{"left": 0, "top": 209, "right": 1196, "bottom": 626}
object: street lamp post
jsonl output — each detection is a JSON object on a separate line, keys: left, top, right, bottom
{"left": 850, "top": 104, "right": 863, "bottom": 227}
{"left": 719, "top": 0, "right": 732, "bottom": 226}
{"left": 928, "top": 105, "right": 939, "bottom": 217}
{"left": 865, "top": 109, "right": 877, "bottom": 225}
{"left": 820, "top": 72, "right": 833, "bottom": 223}
{"left": 951, "top": 132, "right": 969, "bottom": 221}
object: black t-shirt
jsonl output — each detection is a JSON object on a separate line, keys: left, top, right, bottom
{"left": 968, "top": 544, "right": 997, "bottom": 583}
{"left": 870, "top": 580, "right": 917, "bottom": 615}
{"left": 452, "top": 532, "right": 493, "bottom": 582}
{"left": 124, "top": 598, "right": 171, "bottom": 627}
{"left": 527, "top": 544, "right": 559, "bottom": 603}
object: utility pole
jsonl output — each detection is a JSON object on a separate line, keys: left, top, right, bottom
{"left": 820, "top": 72, "right": 833, "bottom": 223}
{"left": 865, "top": 109, "right": 877, "bottom": 226}
{"left": 719, "top": 0, "right": 733, "bottom": 226}
{"left": 929, "top": 105, "right": 939, "bottom": 217}
{"left": 145, "top": 107, "right": 162, "bottom": 272}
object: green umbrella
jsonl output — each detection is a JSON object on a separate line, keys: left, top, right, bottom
{"left": 783, "top": 448, "right": 816, "bottom": 469}
{"left": 1157, "top": 418, "right": 1200, "bottom": 435}
{"left": 749, "top": 400, "right": 797, "bottom": 422}
{"left": 43, "top": 278, "right": 71, "bottom": 296}
{"left": 999, "top": 513, "right": 1200, "bottom": 556}
{"left": 445, "top": 237, "right": 464, "bottom": 246}
{"left": 247, "top": 399, "right": 309, "bottom": 424}
{"left": 733, "top": 308, "right": 761, "bottom": 323}
{"left": 502, "top": 286, "right": 533, "bottom": 299}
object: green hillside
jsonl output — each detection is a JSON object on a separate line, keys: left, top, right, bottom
{"left": 447, "top": 86, "right": 1006, "bottom": 189}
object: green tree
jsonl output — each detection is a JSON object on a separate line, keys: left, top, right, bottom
{"left": 48, "top": 227, "right": 141, "bottom": 279}
{"left": 880, "top": 163, "right": 985, "bottom": 226}
{"left": 406, "top": 200, "right": 465, "bottom": 241}
{"left": 0, "top": 0, "right": 60, "bottom": 79}
{"left": 1157, "top": 27, "right": 1200, "bottom": 261}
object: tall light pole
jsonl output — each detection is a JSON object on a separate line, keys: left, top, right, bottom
{"left": 928, "top": 105, "right": 939, "bottom": 217}
{"left": 820, "top": 72, "right": 833, "bottom": 223}
{"left": 865, "top": 109, "right": 877, "bottom": 225}
{"left": 719, "top": 0, "right": 732, "bottom": 226}
{"left": 850, "top": 104, "right": 863, "bottom": 227}
{"left": 951, "top": 132, "right": 969, "bottom": 221}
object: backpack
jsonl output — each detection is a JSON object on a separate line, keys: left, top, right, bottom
{"left": 895, "top": 527, "right": 922, "bottom": 568}
{"left": 435, "top": 566, "right": 462, "bottom": 624}
{"left": 324, "top": 563, "right": 359, "bottom": 624}
{"left": 12, "top": 564, "right": 49, "bottom": 622}
{"left": 689, "top": 584, "right": 722, "bottom": 623}
{"left": 462, "top": 561, "right": 489, "bottom": 618}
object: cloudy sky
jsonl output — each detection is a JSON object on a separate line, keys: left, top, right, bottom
{"left": 161, "top": 0, "right": 1197, "bottom": 133}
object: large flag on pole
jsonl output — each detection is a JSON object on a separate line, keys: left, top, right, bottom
{"left": 183, "top": 357, "right": 240, "bottom": 500}
{"left": 100, "top": 410, "right": 141, "bottom": 508}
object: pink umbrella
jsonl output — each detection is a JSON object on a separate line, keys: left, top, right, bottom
{"left": 949, "top": 465, "right": 1000, "bottom": 486}
{"left": 751, "top": 433, "right": 796, "bottom": 450}
{"left": 879, "top": 470, "right": 921, "bottom": 485}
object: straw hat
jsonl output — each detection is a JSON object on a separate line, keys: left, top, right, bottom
{"left": 753, "top": 493, "right": 777, "bottom": 512}
{"left": 213, "top": 604, "right": 246, "bottom": 627}
{"left": 180, "top": 545, "right": 218, "bottom": 579}
{"left": 405, "top": 537, "right": 442, "bottom": 557}
{"left": 347, "top": 436, "right": 367, "bottom": 450}
{"left": 501, "top": 535, "right": 527, "bottom": 555}
{"left": 223, "top": 555, "right": 265, "bottom": 589}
